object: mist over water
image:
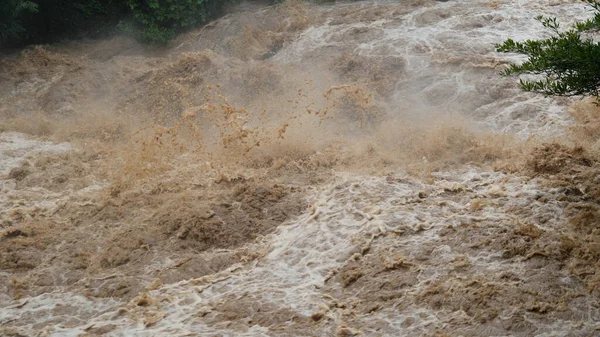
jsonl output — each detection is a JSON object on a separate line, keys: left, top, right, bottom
{"left": 2, "top": 0, "right": 600, "bottom": 336}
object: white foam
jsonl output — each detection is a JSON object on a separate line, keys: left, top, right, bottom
{"left": 3, "top": 1, "right": 600, "bottom": 335}
{"left": 0, "top": 132, "right": 71, "bottom": 176}
{"left": 275, "top": 0, "right": 591, "bottom": 136}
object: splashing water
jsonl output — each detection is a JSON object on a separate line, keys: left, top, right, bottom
{"left": 1, "top": 0, "right": 600, "bottom": 336}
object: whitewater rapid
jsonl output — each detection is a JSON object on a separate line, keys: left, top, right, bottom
{"left": 2, "top": 0, "right": 599, "bottom": 336}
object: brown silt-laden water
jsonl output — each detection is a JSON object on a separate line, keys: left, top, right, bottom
{"left": 1, "top": 0, "right": 600, "bottom": 336}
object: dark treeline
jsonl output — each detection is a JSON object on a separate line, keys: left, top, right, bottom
{"left": 1, "top": 0, "right": 235, "bottom": 47}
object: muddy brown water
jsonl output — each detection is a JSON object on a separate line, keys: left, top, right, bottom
{"left": 1, "top": 0, "right": 600, "bottom": 336}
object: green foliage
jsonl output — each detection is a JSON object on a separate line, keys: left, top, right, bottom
{"left": 1, "top": 0, "right": 126, "bottom": 47}
{"left": 0, "top": 0, "right": 230, "bottom": 46}
{"left": 124, "top": 0, "right": 228, "bottom": 43}
{"left": 0, "top": 0, "right": 38, "bottom": 43}
{"left": 117, "top": 21, "right": 175, "bottom": 45}
{"left": 34, "top": 0, "right": 114, "bottom": 36}
{"left": 574, "top": 0, "right": 600, "bottom": 31}
{"left": 496, "top": 0, "right": 600, "bottom": 99}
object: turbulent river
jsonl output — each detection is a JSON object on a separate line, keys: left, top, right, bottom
{"left": 2, "top": 0, "right": 600, "bottom": 336}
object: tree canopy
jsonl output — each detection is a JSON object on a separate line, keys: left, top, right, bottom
{"left": 0, "top": 0, "right": 231, "bottom": 46}
{"left": 497, "top": 0, "right": 600, "bottom": 100}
